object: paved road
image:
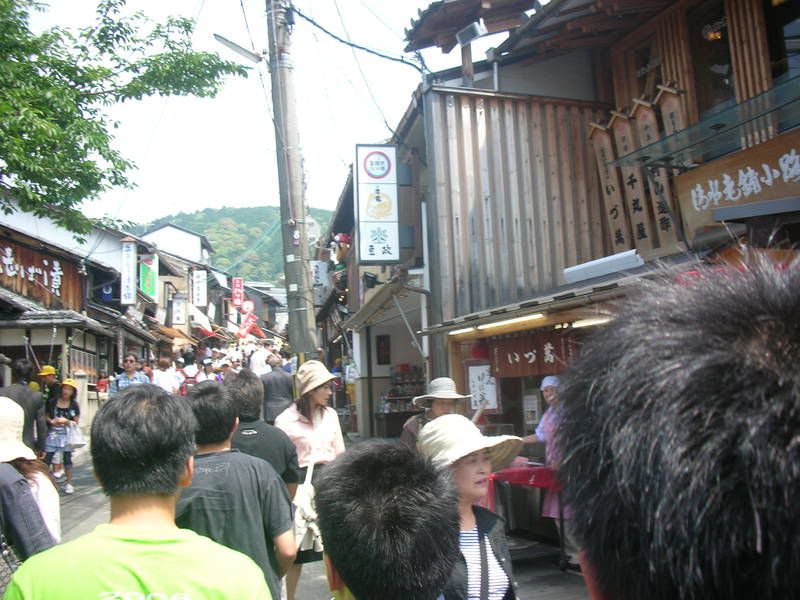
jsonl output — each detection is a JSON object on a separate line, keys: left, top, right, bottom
{"left": 60, "top": 451, "right": 587, "bottom": 600}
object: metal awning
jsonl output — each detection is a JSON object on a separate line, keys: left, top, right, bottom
{"left": 612, "top": 75, "right": 800, "bottom": 171}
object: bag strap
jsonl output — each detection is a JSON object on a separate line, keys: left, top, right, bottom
{"left": 304, "top": 460, "right": 315, "bottom": 485}
{"left": 479, "top": 532, "right": 489, "bottom": 600}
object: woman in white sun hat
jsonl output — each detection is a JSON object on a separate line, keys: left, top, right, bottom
{"left": 400, "top": 377, "right": 469, "bottom": 451}
{"left": 418, "top": 413, "right": 523, "bottom": 600}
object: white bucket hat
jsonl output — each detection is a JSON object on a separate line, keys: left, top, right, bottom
{"left": 412, "top": 377, "right": 471, "bottom": 409}
{"left": 540, "top": 375, "right": 560, "bottom": 390}
{"left": 296, "top": 360, "right": 336, "bottom": 397}
{"left": 417, "top": 414, "right": 522, "bottom": 472}
{"left": 0, "top": 397, "right": 35, "bottom": 462}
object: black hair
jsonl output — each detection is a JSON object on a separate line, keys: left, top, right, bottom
{"left": 186, "top": 380, "right": 236, "bottom": 445}
{"left": 315, "top": 440, "right": 460, "bottom": 600}
{"left": 223, "top": 368, "right": 262, "bottom": 422}
{"left": 11, "top": 358, "right": 33, "bottom": 382}
{"left": 556, "top": 258, "right": 800, "bottom": 600}
{"left": 182, "top": 351, "right": 196, "bottom": 365}
{"left": 91, "top": 384, "right": 196, "bottom": 496}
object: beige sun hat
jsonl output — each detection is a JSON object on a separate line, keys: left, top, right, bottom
{"left": 412, "top": 377, "right": 471, "bottom": 409}
{"left": 296, "top": 360, "right": 337, "bottom": 397}
{"left": 417, "top": 413, "right": 522, "bottom": 471}
{"left": 0, "top": 397, "right": 35, "bottom": 462}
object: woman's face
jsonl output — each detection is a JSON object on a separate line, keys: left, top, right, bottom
{"left": 60, "top": 385, "right": 74, "bottom": 401}
{"left": 429, "top": 398, "right": 455, "bottom": 419}
{"left": 309, "top": 382, "right": 333, "bottom": 408}
{"left": 542, "top": 386, "right": 558, "bottom": 406}
{"left": 452, "top": 448, "right": 492, "bottom": 504}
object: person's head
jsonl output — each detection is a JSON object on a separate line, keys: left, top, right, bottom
{"left": 91, "top": 384, "right": 196, "bottom": 496}
{"left": 0, "top": 397, "right": 35, "bottom": 464}
{"left": 182, "top": 351, "right": 195, "bottom": 366}
{"left": 295, "top": 360, "right": 335, "bottom": 421}
{"left": 224, "top": 368, "right": 261, "bottom": 422}
{"left": 122, "top": 353, "right": 137, "bottom": 374}
{"left": 556, "top": 259, "right": 800, "bottom": 600}
{"left": 267, "top": 353, "right": 282, "bottom": 369}
{"left": 418, "top": 414, "right": 522, "bottom": 505}
{"left": 11, "top": 358, "right": 33, "bottom": 383}
{"left": 412, "top": 377, "right": 469, "bottom": 419}
{"left": 60, "top": 379, "right": 78, "bottom": 401}
{"left": 540, "top": 375, "right": 559, "bottom": 405}
{"left": 202, "top": 358, "right": 214, "bottom": 373}
{"left": 37, "top": 364, "right": 57, "bottom": 386}
{"left": 186, "top": 381, "right": 237, "bottom": 446}
{"left": 157, "top": 357, "right": 171, "bottom": 371}
{"left": 315, "top": 440, "right": 461, "bottom": 600}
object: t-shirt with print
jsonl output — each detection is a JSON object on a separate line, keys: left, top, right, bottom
{"left": 175, "top": 449, "right": 293, "bottom": 600}
{"left": 4, "top": 523, "right": 270, "bottom": 600}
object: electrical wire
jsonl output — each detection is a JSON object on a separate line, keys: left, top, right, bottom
{"left": 291, "top": 5, "right": 426, "bottom": 75}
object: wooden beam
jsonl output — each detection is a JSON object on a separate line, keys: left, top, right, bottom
{"left": 461, "top": 43, "right": 474, "bottom": 87}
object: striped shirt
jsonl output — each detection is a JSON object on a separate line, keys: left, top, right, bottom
{"left": 460, "top": 526, "right": 509, "bottom": 600}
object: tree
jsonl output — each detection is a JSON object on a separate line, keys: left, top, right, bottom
{"left": 0, "top": 0, "right": 247, "bottom": 236}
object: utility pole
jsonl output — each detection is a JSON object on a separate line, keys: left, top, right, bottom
{"left": 266, "top": 0, "right": 317, "bottom": 362}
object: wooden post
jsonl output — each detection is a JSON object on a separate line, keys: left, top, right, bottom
{"left": 461, "top": 43, "right": 474, "bottom": 87}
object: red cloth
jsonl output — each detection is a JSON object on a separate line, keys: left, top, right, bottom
{"left": 485, "top": 465, "right": 560, "bottom": 511}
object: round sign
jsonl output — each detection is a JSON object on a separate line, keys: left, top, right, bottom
{"left": 242, "top": 300, "right": 255, "bottom": 313}
{"left": 363, "top": 151, "right": 391, "bottom": 179}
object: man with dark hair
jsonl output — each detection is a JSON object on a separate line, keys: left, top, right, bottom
{"left": 556, "top": 260, "right": 800, "bottom": 600}
{"left": 260, "top": 353, "right": 293, "bottom": 423}
{"left": 108, "top": 353, "right": 149, "bottom": 397}
{"left": 0, "top": 358, "right": 46, "bottom": 454}
{"left": 176, "top": 380, "right": 296, "bottom": 600}
{"left": 315, "top": 440, "right": 461, "bottom": 600}
{"left": 5, "top": 384, "right": 269, "bottom": 599}
{"left": 227, "top": 368, "right": 301, "bottom": 496}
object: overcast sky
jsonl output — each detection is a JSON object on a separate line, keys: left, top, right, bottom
{"left": 31, "top": 1, "right": 508, "bottom": 225}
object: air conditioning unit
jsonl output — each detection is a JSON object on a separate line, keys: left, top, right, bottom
{"left": 456, "top": 19, "right": 488, "bottom": 47}
{"left": 563, "top": 249, "right": 644, "bottom": 284}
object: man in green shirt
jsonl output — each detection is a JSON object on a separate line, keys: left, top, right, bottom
{"left": 6, "top": 384, "right": 271, "bottom": 600}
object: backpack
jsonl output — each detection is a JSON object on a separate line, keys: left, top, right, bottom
{"left": 178, "top": 368, "right": 198, "bottom": 396}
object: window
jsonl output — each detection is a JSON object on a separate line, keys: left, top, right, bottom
{"left": 764, "top": 0, "right": 800, "bottom": 83}
{"left": 688, "top": 0, "right": 736, "bottom": 117}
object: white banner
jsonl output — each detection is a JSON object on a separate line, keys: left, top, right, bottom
{"left": 120, "top": 241, "right": 137, "bottom": 305}
{"left": 172, "top": 296, "right": 186, "bottom": 325}
{"left": 192, "top": 270, "right": 207, "bottom": 307}
{"left": 355, "top": 145, "right": 399, "bottom": 263}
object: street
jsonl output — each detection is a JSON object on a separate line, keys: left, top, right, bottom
{"left": 60, "top": 450, "right": 587, "bottom": 600}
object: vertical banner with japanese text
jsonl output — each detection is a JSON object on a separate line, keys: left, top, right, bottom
{"left": 120, "top": 240, "right": 137, "bottom": 305}
{"left": 139, "top": 254, "right": 158, "bottom": 303}
{"left": 231, "top": 277, "right": 244, "bottom": 307}
{"left": 192, "top": 270, "right": 207, "bottom": 307}
{"left": 355, "top": 144, "right": 400, "bottom": 263}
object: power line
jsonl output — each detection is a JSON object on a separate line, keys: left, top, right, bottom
{"left": 291, "top": 5, "right": 426, "bottom": 75}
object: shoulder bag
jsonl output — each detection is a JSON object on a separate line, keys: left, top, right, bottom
{"left": 293, "top": 461, "right": 324, "bottom": 552}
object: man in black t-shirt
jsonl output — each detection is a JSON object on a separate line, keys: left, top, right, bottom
{"left": 176, "top": 380, "right": 296, "bottom": 600}
{"left": 226, "top": 369, "right": 301, "bottom": 498}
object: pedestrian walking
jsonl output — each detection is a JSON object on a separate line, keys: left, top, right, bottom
{"left": 0, "top": 359, "right": 46, "bottom": 456}
{"left": 109, "top": 353, "right": 149, "bottom": 397}
{"left": 43, "top": 379, "right": 80, "bottom": 495}
{"left": 401, "top": 377, "right": 469, "bottom": 451}
{"left": 261, "top": 354, "right": 293, "bottom": 424}
{"left": 151, "top": 357, "right": 180, "bottom": 395}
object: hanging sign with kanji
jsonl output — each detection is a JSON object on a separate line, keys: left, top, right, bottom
{"left": 488, "top": 330, "right": 571, "bottom": 378}
{"left": 675, "top": 128, "right": 800, "bottom": 240}
{"left": 231, "top": 277, "right": 244, "bottom": 307}
{"left": 355, "top": 144, "right": 400, "bottom": 263}
{"left": 589, "top": 124, "right": 632, "bottom": 252}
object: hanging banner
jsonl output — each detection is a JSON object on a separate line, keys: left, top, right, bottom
{"left": 171, "top": 295, "right": 187, "bottom": 325}
{"left": 139, "top": 254, "right": 158, "bottom": 302}
{"left": 355, "top": 144, "right": 400, "bottom": 263}
{"left": 120, "top": 240, "right": 137, "bottom": 305}
{"left": 231, "top": 277, "right": 244, "bottom": 307}
{"left": 192, "top": 269, "right": 207, "bottom": 307}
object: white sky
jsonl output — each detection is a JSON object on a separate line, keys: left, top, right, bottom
{"left": 31, "top": 1, "right": 508, "bottom": 224}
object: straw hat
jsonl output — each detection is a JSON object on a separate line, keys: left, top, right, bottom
{"left": 38, "top": 365, "right": 56, "bottom": 377}
{"left": 61, "top": 378, "right": 78, "bottom": 390}
{"left": 0, "top": 397, "right": 35, "bottom": 462}
{"left": 296, "top": 360, "right": 336, "bottom": 397}
{"left": 412, "top": 377, "right": 471, "bottom": 409}
{"left": 417, "top": 414, "right": 522, "bottom": 472}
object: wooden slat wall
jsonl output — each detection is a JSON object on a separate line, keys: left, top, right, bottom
{"left": 428, "top": 90, "right": 611, "bottom": 321}
{"left": 725, "top": 0, "right": 772, "bottom": 102}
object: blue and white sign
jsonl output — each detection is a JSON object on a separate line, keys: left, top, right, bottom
{"left": 120, "top": 240, "right": 137, "bottom": 305}
{"left": 355, "top": 145, "right": 399, "bottom": 263}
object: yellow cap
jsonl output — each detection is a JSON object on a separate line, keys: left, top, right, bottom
{"left": 38, "top": 365, "right": 56, "bottom": 376}
{"left": 61, "top": 378, "right": 78, "bottom": 390}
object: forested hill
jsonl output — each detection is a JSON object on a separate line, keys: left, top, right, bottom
{"left": 133, "top": 206, "right": 332, "bottom": 282}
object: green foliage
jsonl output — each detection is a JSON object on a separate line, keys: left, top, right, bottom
{"left": 134, "top": 205, "right": 333, "bottom": 282}
{"left": 0, "top": 0, "right": 247, "bottom": 236}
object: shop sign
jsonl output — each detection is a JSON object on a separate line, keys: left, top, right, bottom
{"left": 231, "top": 277, "right": 244, "bottom": 307}
{"left": 171, "top": 295, "right": 187, "bottom": 325}
{"left": 139, "top": 254, "right": 158, "bottom": 302}
{"left": 192, "top": 269, "right": 207, "bottom": 307}
{"left": 355, "top": 144, "right": 400, "bottom": 263}
{"left": 675, "top": 128, "right": 800, "bottom": 239}
{"left": 120, "top": 240, "right": 137, "bottom": 305}
{"left": 0, "top": 239, "right": 79, "bottom": 310}
{"left": 467, "top": 363, "right": 498, "bottom": 411}
{"left": 488, "top": 330, "right": 569, "bottom": 378}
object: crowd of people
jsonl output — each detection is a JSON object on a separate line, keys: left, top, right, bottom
{"left": 0, "top": 259, "right": 797, "bottom": 600}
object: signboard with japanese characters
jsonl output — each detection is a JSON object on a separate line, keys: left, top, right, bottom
{"left": 467, "top": 363, "right": 498, "bottom": 411}
{"left": 231, "top": 277, "right": 244, "bottom": 307}
{"left": 192, "top": 269, "right": 207, "bottom": 308}
{"left": 171, "top": 295, "right": 187, "bottom": 325}
{"left": 310, "top": 260, "right": 329, "bottom": 306}
{"left": 0, "top": 238, "right": 80, "bottom": 310}
{"left": 139, "top": 254, "right": 158, "bottom": 302}
{"left": 589, "top": 124, "right": 632, "bottom": 252}
{"left": 675, "top": 128, "right": 800, "bottom": 239}
{"left": 120, "top": 240, "right": 137, "bottom": 305}
{"left": 488, "top": 330, "right": 569, "bottom": 379}
{"left": 355, "top": 144, "right": 400, "bottom": 263}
